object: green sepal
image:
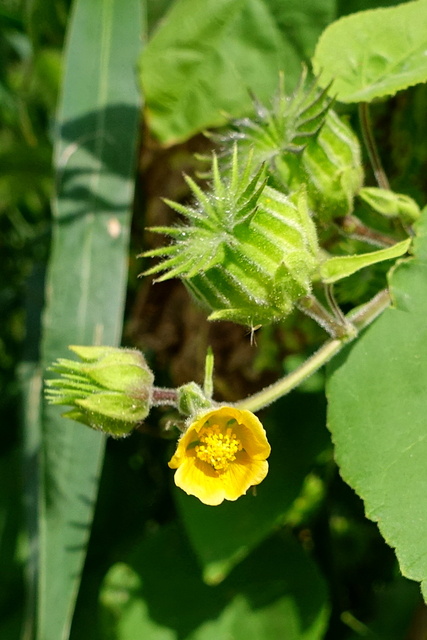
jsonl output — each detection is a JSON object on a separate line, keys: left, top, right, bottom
{"left": 320, "top": 238, "right": 411, "bottom": 284}
{"left": 177, "top": 382, "right": 213, "bottom": 418}
{"left": 358, "top": 187, "right": 420, "bottom": 223}
{"left": 61, "top": 409, "right": 92, "bottom": 428}
{"left": 76, "top": 392, "right": 150, "bottom": 437}
{"left": 270, "top": 262, "right": 308, "bottom": 311}
{"left": 68, "top": 345, "right": 120, "bottom": 361}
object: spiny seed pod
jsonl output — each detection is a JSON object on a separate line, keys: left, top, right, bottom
{"left": 142, "top": 150, "right": 320, "bottom": 327}
{"left": 287, "top": 109, "right": 364, "bottom": 220}
{"left": 45, "top": 346, "right": 154, "bottom": 437}
{"left": 210, "top": 68, "right": 333, "bottom": 182}
{"left": 213, "top": 72, "right": 363, "bottom": 221}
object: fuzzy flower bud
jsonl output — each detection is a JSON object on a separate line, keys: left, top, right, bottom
{"left": 358, "top": 186, "right": 420, "bottom": 223}
{"left": 176, "top": 382, "right": 212, "bottom": 417}
{"left": 45, "top": 346, "right": 154, "bottom": 437}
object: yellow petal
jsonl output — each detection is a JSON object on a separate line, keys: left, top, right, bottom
{"left": 173, "top": 458, "right": 226, "bottom": 506}
{"left": 220, "top": 454, "right": 269, "bottom": 501}
{"left": 168, "top": 426, "right": 198, "bottom": 468}
{"left": 235, "top": 421, "right": 271, "bottom": 459}
{"left": 202, "top": 407, "right": 269, "bottom": 454}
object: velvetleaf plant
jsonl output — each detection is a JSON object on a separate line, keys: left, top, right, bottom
{"left": 47, "top": 71, "right": 415, "bottom": 506}
{"left": 28, "top": 4, "right": 427, "bottom": 639}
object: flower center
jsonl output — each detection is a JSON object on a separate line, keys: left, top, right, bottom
{"left": 195, "top": 424, "right": 242, "bottom": 471}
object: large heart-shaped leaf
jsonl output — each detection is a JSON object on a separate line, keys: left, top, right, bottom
{"left": 326, "top": 208, "right": 427, "bottom": 600}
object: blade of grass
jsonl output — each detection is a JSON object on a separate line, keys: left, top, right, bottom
{"left": 37, "top": 1, "right": 143, "bottom": 639}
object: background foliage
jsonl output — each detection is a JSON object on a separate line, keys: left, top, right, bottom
{"left": 2, "top": 0, "right": 427, "bottom": 639}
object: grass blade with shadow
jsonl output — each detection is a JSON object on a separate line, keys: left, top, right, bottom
{"left": 37, "top": 1, "right": 143, "bottom": 638}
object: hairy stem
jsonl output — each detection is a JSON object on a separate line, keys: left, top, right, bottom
{"left": 152, "top": 387, "right": 178, "bottom": 406}
{"left": 324, "top": 284, "right": 348, "bottom": 328}
{"left": 297, "top": 295, "right": 352, "bottom": 339}
{"left": 236, "top": 289, "right": 391, "bottom": 412}
{"left": 340, "top": 215, "right": 396, "bottom": 248}
{"left": 359, "top": 102, "right": 390, "bottom": 190}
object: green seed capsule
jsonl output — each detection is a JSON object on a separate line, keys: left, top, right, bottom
{"left": 213, "top": 75, "right": 363, "bottom": 222}
{"left": 289, "top": 110, "right": 364, "bottom": 220}
{"left": 142, "top": 151, "right": 320, "bottom": 327}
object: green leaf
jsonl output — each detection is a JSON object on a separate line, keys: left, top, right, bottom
{"left": 319, "top": 238, "right": 411, "bottom": 284}
{"left": 326, "top": 210, "right": 427, "bottom": 600}
{"left": 99, "top": 523, "right": 330, "bottom": 640}
{"left": 38, "top": 0, "right": 142, "bottom": 638}
{"left": 140, "top": 0, "right": 335, "bottom": 143}
{"left": 173, "top": 393, "right": 329, "bottom": 584}
{"left": 313, "top": 0, "right": 427, "bottom": 103}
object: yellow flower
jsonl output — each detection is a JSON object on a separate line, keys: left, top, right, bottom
{"left": 168, "top": 406, "right": 271, "bottom": 506}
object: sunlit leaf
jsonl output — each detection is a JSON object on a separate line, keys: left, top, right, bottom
{"left": 313, "top": 0, "right": 427, "bottom": 103}
{"left": 141, "top": 0, "right": 335, "bottom": 143}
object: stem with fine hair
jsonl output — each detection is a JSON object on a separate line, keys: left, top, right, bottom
{"left": 358, "top": 102, "right": 390, "bottom": 190}
{"left": 297, "top": 294, "right": 351, "bottom": 339}
{"left": 236, "top": 289, "right": 391, "bottom": 412}
{"left": 340, "top": 215, "right": 396, "bottom": 248}
{"left": 152, "top": 387, "right": 178, "bottom": 406}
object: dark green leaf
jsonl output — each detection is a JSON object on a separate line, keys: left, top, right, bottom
{"left": 326, "top": 209, "right": 427, "bottom": 601}
{"left": 100, "top": 523, "right": 330, "bottom": 640}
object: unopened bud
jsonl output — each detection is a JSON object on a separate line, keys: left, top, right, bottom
{"left": 359, "top": 187, "right": 420, "bottom": 223}
{"left": 176, "top": 382, "right": 213, "bottom": 417}
{"left": 46, "top": 346, "right": 154, "bottom": 437}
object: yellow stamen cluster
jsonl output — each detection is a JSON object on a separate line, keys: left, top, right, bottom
{"left": 195, "top": 424, "right": 242, "bottom": 471}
